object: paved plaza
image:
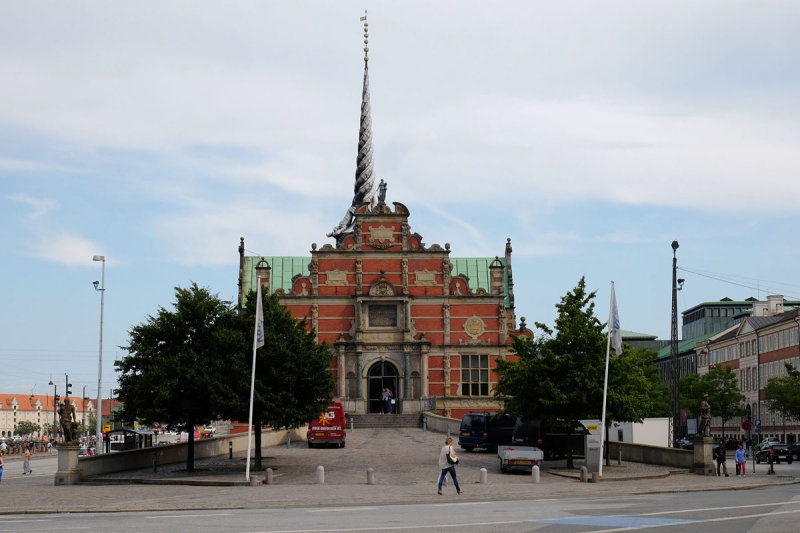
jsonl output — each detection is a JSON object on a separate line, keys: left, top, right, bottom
{"left": 0, "top": 428, "right": 797, "bottom": 514}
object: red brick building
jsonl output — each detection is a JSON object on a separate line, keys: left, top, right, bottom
{"left": 236, "top": 17, "right": 528, "bottom": 417}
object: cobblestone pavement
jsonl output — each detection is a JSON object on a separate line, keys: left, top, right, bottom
{"left": 0, "top": 428, "right": 797, "bottom": 514}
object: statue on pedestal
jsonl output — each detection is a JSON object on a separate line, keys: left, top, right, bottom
{"left": 698, "top": 393, "right": 711, "bottom": 437}
{"left": 58, "top": 401, "right": 79, "bottom": 445}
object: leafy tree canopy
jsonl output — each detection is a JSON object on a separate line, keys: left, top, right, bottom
{"left": 496, "top": 277, "right": 667, "bottom": 429}
{"left": 679, "top": 364, "right": 746, "bottom": 435}
{"left": 15, "top": 420, "right": 40, "bottom": 437}
{"left": 115, "top": 283, "right": 248, "bottom": 470}
{"left": 238, "top": 289, "right": 335, "bottom": 469}
{"left": 765, "top": 363, "right": 800, "bottom": 421}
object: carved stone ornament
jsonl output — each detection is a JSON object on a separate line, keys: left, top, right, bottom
{"left": 326, "top": 270, "right": 348, "bottom": 286}
{"left": 414, "top": 270, "right": 437, "bottom": 286}
{"left": 367, "top": 225, "right": 395, "bottom": 249}
{"left": 464, "top": 316, "right": 486, "bottom": 340}
{"left": 369, "top": 273, "right": 396, "bottom": 296}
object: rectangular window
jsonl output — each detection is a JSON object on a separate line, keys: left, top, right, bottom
{"left": 368, "top": 304, "right": 397, "bottom": 327}
{"left": 461, "top": 354, "right": 490, "bottom": 396}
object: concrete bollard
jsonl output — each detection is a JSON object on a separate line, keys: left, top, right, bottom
{"left": 579, "top": 466, "right": 588, "bottom": 483}
{"left": 265, "top": 468, "right": 274, "bottom": 485}
{"left": 249, "top": 475, "right": 262, "bottom": 486}
{"left": 531, "top": 465, "right": 540, "bottom": 483}
{"left": 315, "top": 465, "right": 325, "bottom": 484}
{"left": 350, "top": 417, "right": 354, "bottom": 431}
{"left": 480, "top": 467, "right": 488, "bottom": 484}
{"left": 287, "top": 436, "right": 291, "bottom": 448}
{"left": 423, "top": 417, "right": 427, "bottom": 431}
{"left": 591, "top": 472, "right": 600, "bottom": 483}
{"left": 618, "top": 448, "right": 622, "bottom": 465}
{"left": 367, "top": 467, "right": 375, "bottom": 485}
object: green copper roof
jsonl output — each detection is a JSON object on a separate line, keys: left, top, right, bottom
{"left": 242, "top": 256, "right": 309, "bottom": 299}
{"left": 655, "top": 331, "right": 717, "bottom": 360}
{"left": 242, "top": 255, "right": 510, "bottom": 307}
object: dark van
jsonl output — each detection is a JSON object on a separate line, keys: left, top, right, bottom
{"left": 458, "top": 412, "right": 517, "bottom": 452}
{"left": 512, "top": 419, "right": 589, "bottom": 460}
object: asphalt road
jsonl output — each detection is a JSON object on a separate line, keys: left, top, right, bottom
{"left": 2, "top": 483, "right": 799, "bottom": 532}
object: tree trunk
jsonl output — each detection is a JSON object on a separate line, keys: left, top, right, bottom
{"left": 254, "top": 419, "right": 263, "bottom": 471}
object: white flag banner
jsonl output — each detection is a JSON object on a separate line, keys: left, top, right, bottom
{"left": 255, "top": 283, "right": 265, "bottom": 349}
{"left": 609, "top": 283, "right": 622, "bottom": 356}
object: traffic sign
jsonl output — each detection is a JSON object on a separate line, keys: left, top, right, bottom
{"left": 741, "top": 419, "right": 752, "bottom": 431}
{"left": 102, "top": 424, "right": 111, "bottom": 432}
{"left": 754, "top": 419, "right": 762, "bottom": 434}
{"left": 679, "top": 408, "right": 688, "bottom": 421}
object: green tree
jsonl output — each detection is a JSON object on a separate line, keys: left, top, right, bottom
{"left": 239, "top": 289, "right": 335, "bottom": 469}
{"left": 116, "top": 283, "right": 248, "bottom": 471}
{"left": 15, "top": 420, "right": 40, "bottom": 437}
{"left": 497, "top": 277, "right": 665, "bottom": 467}
{"left": 679, "top": 364, "right": 746, "bottom": 438}
{"left": 764, "top": 363, "right": 800, "bottom": 441}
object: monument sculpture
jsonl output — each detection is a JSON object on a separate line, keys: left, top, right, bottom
{"left": 58, "top": 400, "right": 79, "bottom": 445}
{"left": 698, "top": 393, "right": 711, "bottom": 438}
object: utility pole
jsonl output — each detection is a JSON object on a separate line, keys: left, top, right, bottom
{"left": 670, "top": 241, "right": 684, "bottom": 448}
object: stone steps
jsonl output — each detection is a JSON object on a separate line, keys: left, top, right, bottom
{"left": 347, "top": 414, "right": 422, "bottom": 429}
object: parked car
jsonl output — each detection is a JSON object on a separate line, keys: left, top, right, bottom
{"left": 78, "top": 447, "right": 96, "bottom": 457}
{"left": 755, "top": 444, "right": 793, "bottom": 464}
{"left": 458, "top": 412, "right": 516, "bottom": 452}
{"left": 679, "top": 437, "right": 694, "bottom": 450}
{"left": 787, "top": 443, "right": 800, "bottom": 461}
{"left": 511, "top": 418, "right": 589, "bottom": 460}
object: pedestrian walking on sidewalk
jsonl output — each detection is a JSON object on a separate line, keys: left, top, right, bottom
{"left": 22, "top": 444, "right": 33, "bottom": 475}
{"left": 437, "top": 437, "right": 462, "bottom": 495}
{"left": 714, "top": 440, "right": 729, "bottom": 477}
{"left": 0, "top": 451, "right": 4, "bottom": 484}
{"left": 735, "top": 443, "right": 747, "bottom": 476}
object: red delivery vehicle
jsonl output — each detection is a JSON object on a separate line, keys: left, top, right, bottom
{"left": 307, "top": 400, "right": 347, "bottom": 448}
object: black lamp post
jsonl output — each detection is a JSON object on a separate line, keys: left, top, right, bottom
{"left": 670, "top": 241, "right": 685, "bottom": 447}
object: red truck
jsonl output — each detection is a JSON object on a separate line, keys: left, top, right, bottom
{"left": 306, "top": 400, "right": 347, "bottom": 448}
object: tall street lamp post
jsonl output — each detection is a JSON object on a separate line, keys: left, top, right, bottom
{"left": 670, "top": 241, "right": 685, "bottom": 447}
{"left": 93, "top": 255, "right": 106, "bottom": 453}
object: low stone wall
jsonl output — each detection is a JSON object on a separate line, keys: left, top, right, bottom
{"left": 78, "top": 427, "right": 307, "bottom": 478}
{"left": 607, "top": 440, "right": 693, "bottom": 469}
{"left": 422, "top": 412, "right": 460, "bottom": 436}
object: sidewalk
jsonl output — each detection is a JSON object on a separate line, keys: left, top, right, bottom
{"left": 0, "top": 428, "right": 797, "bottom": 515}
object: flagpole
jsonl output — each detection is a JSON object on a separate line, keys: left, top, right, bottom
{"left": 600, "top": 281, "right": 619, "bottom": 477}
{"left": 246, "top": 283, "right": 264, "bottom": 481}
{"left": 600, "top": 321, "right": 612, "bottom": 477}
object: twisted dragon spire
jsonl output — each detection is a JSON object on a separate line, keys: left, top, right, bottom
{"left": 328, "top": 12, "right": 377, "bottom": 245}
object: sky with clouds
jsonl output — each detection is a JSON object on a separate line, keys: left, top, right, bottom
{"left": 2, "top": 1, "right": 800, "bottom": 397}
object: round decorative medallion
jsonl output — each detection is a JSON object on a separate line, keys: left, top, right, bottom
{"left": 464, "top": 316, "right": 485, "bottom": 339}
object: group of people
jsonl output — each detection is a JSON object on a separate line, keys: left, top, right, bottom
{"left": 380, "top": 387, "right": 394, "bottom": 414}
{"left": 0, "top": 442, "right": 34, "bottom": 485}
{"left": 713, "top": 440, "right": 748, "bottom": 477}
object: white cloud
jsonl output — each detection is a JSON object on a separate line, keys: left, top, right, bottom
{"left": 8, "top": 193, "right": 55, "bottom": 219}
{"left": 27, "top": 232, "right": 103, "bottom": 267}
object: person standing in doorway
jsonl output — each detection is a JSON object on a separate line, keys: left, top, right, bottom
{"left": 437, "top": 437, "right": 462, "bottom": 495}
{"left": 735, "top": 442, "right": 747, "bottom": 477}
{"left": 381, "top": 387, "right": 390, "bottom": 414}
{"left": 22, "top": 444, "right": 33, "bottom": 475}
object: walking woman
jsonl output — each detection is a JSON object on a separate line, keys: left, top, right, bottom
{"left": 22, "top": 444, "right": 32, "bottom": 475}
{"left": 437, "top": 437, "right": 462, "bottom": 495}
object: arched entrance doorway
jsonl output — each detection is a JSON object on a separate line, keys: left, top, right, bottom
{"left": 367, "top": 361, "right": 398, "bottom": 414}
